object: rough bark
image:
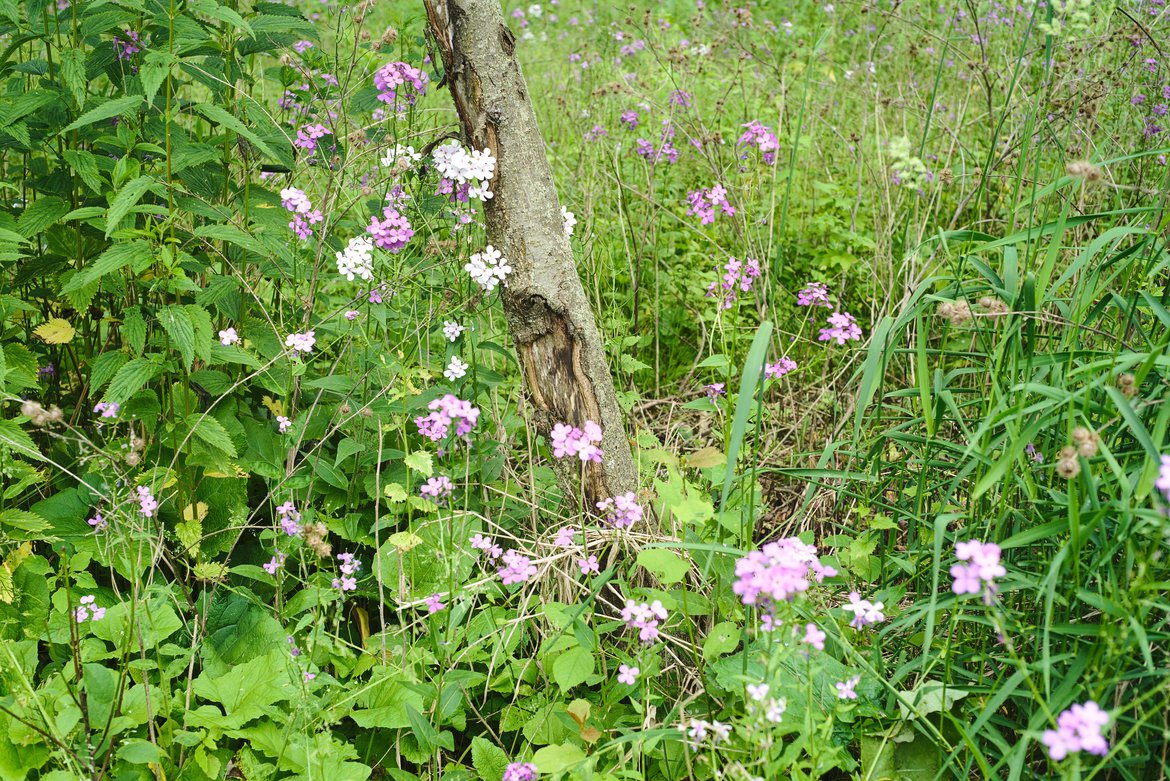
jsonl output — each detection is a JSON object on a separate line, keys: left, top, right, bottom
{"left": 423, "top": 0, "right": 637, "bottom": 509}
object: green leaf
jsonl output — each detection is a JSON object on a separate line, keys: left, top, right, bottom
{"left": 159, "top": 305, "right": 196, "bottom": 371}
{"left": 195, "top": 103, "right": 278, "bottom": 161}
{"left": 404, "top": 451, "right": 433, "bottom": 477}
{"left": 61, "top": 240, "right": 154, "bottom": 294}
{"left": 552, "top": 646, "right": 594, "bottom": 693}
{"left": 122, "top": 307, "right": 147, "bottom": 355}
{"left": 90, "top": 351, "right": 128, "bottom": 393}
{"left": 18, "top": 196, "right": 69, "bottom": 237}
{"left": 117, "top": 740, "right": 163, "bottom": 765}
{"left": 636, "top": 548, "right": 690, "bottom": 584}
{"left": 105, "top": 176, "right": 157, "bottom": 237}
{"left": 470, "top": 737, "right": 510, "bottom": 781}
{"left": 58, "top": 48, "right": 86, "bottom": 107}
{"left": 701, "top": 621, "right": 740, "bottom": 662}
{"left": 0, "top": 419, "right": 41, "bottom": 461}
{"left": 532, "top": 744, "right": 586, "bottom": 775}
{"left": 139, "top": 50, "right": 175, "bottom": 105}
{"left": 720, "top": 321, "right": 772, "bottom": 515}
{"left": 105, "top": 358, "right": 163, "bottom": 404}
{"left": 188, "top": 414, "right": 238, "bottom": 457}
{"left": 191, "top": 650, "right": 295, "bottom": 729}
{"left": 61, "top": 96, "right": 145, "bottom": 135}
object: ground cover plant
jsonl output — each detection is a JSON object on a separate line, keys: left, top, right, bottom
{"left": 0, "top": 0, "right": 1169, "bottom": 779}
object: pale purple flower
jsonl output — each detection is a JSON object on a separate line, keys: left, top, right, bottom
{"left": 292, "top": 40, "right": 313, "bottom": 54}
{"left": 303, "top": 671, "right": 316, "bottom": 682}
{"left": 499, "top": 549, "right": 538, "bottom": 585}
{"left": 285, "top": 331, "right": 316, "bottom": 355}
{"left": 706, "top": 256, "right": 762, "bottom": 309}
{"left": 552, "top": 526, "right": 577, "bottom": 547}
{"left": 549, "top": 421, "right": 604, "bottom": 462}
{"left": 1042, "top": 701, "right": 1110, "bottom": 760}
{"left": 263, "top": 552, "right": 286, "bottom": 575}
{"left": 1156, "top": 454, "right": 1170, "bottom": 502}
{"left": 738, "top": 120, "right": 779, "bottom": 164}
{"left": 218, "top": 327, "right": 239, "bottom": 346}
{"left": 835, "top": 675, "right": 861, "bottom": 700}
{"left": 952, "top": 540, "right": 1006, "bottom": 603}
{"left": 796, "top": 282, "right": 831, "bottom": 307}
{"left": 597, "top": 492, "right": 643, "bottom": 528}
{"left": 345, "top": 310, "right": 360, "bottom": 320}
{"left": 374, "top": 61, "right": 429, "bottom": 105}
{"left": 733, "top": 538, "right": 837, "bottom": 616}
{"left": 276, "top": 501, "right": 302, "bottom": 536}
{"left": 765, "top": 358, "right": 797, "bottom": 379}
{"left": 843, "top": 591, "right": 885, "bottom": 629}
{"left": 502, "top": 762, "right": 538, "bottom": 781}
{"left": 94, "top": 401, "right": 119, "bottom": 419}
{"left": 294, "top": 123, "right": 329, "bottom": 152}
{"left": 747, "top": 683, "right": 769, "bottom": 701}
{"left": 276, "top": 415, "right": 292, "bottom": 434}
{"left": 87, "top": 512, "right": 108, "bottom": 532}
{"left": 621, "top": 598, "right": 668, "bottom": 644}
{"left": 802, "top": 623, "right": 826, "bottom": 651}
{"left": 425, "top": 593, "right": 446, "bottom": 613}
{"left": 420, "top": 476, "right": 454, "bottom": 501}
{"left": 134, "top": 486, "right": 158, "bottom": 518}
{"left": 332, "top": 552, "right": 361, "bottom": 592}
{"left": 704, "top": 383, "right": 725, "bottom": 402}
{"left": 113, "top": 30, "right": 140, "bottom": 61}
{"left": 818, "top": 311, "right": 863, "bottom": 345}
{"left": 617, "top": 663, "right": 639, "bottom": 685}
{"left": 415, "top": 394, "right": 481, "bottom": 441}
{"left": 74, "top": 595, "right": 106, "bottom": 623}
{"left": 578, "top": 555, "right": 599, "bottom": 575}
{"left": 443, "top": 321, "right": 466, "bottom": 342}
{"left": 470, "top": 533, "right": 503, "bottom": 559}
{"left": 280, "top": 188, "right": 313, "bottom": 214}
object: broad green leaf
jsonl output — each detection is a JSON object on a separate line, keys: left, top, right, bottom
{"left": 470, "top": 737, "right": 510, "bottom": 781}
{"left": 552, "top": 646, "right": 594, "bottom": 693}
{"left": 159, "top": 305, "right": 196, "bottom": 371}
{"left": 61, "top": 240, "right": 154, "bottom": 294}
{"left": 188, "top": 414, "right": 238, "bottom": 457}
{"left": 105, "top": 176, "right": 157, "bottom": 237}
{"left": 532, "top": 743, "right": 586, "bottom": 775}
{"left": 404, "top": 451, "right": 433, "bottom": 476}
{"left": 61, "top": 96, "right": 145, "bottom": 135}
{"left": 636, "top": 548, "right": 690, "bottom": 584}
{"left": 701, "top": 621, "right": 740, "bottom": 662}
{"left": 105, "top": 358, "right": 163, "bottom": 404}
{"left": 195, "top": 103, "right": 278, "bottom": 161}
{"left": 191, "top": 650, "right": 295, "bottom": 728}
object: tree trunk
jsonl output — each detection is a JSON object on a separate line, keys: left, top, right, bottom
{"left": 423, "top": 0, "right": 638, "bottom": 509}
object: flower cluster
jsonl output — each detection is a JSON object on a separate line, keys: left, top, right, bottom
{"left": 685, "top": 718, "right": 731, "bottom": 744}
{"left": 733, "top": 538, "right": 836, "bottom": 610}
{"left": 419, "top": 476, "right": 453, "bottom": 502}
{"left": 596, "top": 492, "right": 643, "bottom": 528}
{"left": 1042, "top": 701, "right": 1109, "bottom": 760}
{"left": 443, "top": 321, "right": 466, "bottom": 342}
{"left": 336, "top": 236, "right": 375, "bottom": 281}
{"left": 796, "top": 281, "right": 831, "bottom": 307}
{"left": 499, "top": 549, "right": 538, "bottom": 585}
{"left": 285, "top": 331, "right": 316, "bottom": 355}
{"left": 433, "top": 140, "right": 496, "bottom": 202}
{"left": 464, "top": 245, "right": 512, "bottom": 291}
{"left": 294, "top": 122, "right": 329, "bottom": 152}
{"left": 836, "top": 675, "right": 861, "bottom": 700}
{"left": 550, "top": 421, "right": 604, "bottom": 462}
{"left": 470, "top": 533, "right": 503, "bottom": 560}
{"left": 332, "top": 552, "right": 361, "bottom": 592}
{"left": 502, "top": 762, "right": 538, "bottom": 781}
{"left": 634, "top": 121, "right": 679, "bottom": 165}
{"left": 94, "top": 401, "right": 119, "bottom": 419}
{"left": 562, "top": 206, "right": 577, "bottom": 237}
{"left": 746, "top": 683, "right": 787, "bottom": 723}
{"left": 951, "top": 540, "right": 1006, "bottom": 603}
{"left": 705, "top": 256, "right": 761, "bottom": 309}
{"left": 113, "top": 30, "right": 141, "bottom": 62}
{"left": 367, "top": 203, "right": 413, "bottom": 253}
{"left": 685, "top": 183, "right": 734, "bottom": 224}
{"left": 738, "top": 120, "right": 779, "bottom": 164}
{"left": 818, "top": 311, "right": 863, "bottom": 345}
{"left": 280, "top": 187, "right": 322, "bottom": 240}
{"left": 374, "top": 61, "right": 428, "bottom": 106}
{"left": 74, "top": 595, "right": 106, "bottom": 623}
{"left": 276, "top": 501, "right": 302, "bottom": 536}
{"left": 414, "top": 394, "right": 480, "bottom": 441}
{"left": 444, "top": 356, "right": 469, "bottom": 381}
{"left": 843, "top": 591, "right": 886, "bottom": 629}
{"left": 621, "top": 598, "right": 668, "bottom": 643}
{"left": 135, "top": 486, "right": 158, "bottom": 518}
{"left": 765, "top": 358, "right": 797, "bottom": 379}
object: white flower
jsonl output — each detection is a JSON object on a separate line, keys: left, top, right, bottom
{"left": 218, "top": 327, "right": 239, "bottom": 346}
{"left": 746, "top": 683, "right": 769, "bottom": 702}
{"left": 443, "top": 321, "right": 466, "bottom": 342}
{"left": 381, "top": 144, "right": 421, "bottom": 168}
{"left": 444, "top": 356, "right": 469, "bottom": 381}
{"left": 561, "top": 206, "right": 577, "bottom": 237}
{"left": 336, "top": 236, "right": 375, "bottom": 281}
{"left": 464, "top": 244, "right": 512, "bottom": 291}
{"left": 765, "top": 698, "right": 787, "bottom": 723}
{"left": 528, "top": 3, "right": 543, "bottom": 17}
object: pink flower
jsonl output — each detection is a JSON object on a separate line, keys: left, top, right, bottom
{"left": 738, "top": 120, "right": 779, "bottom": 164}
{"left": 553, "top": 526, "right": 577, "bottom": 547}
{"left": 425, "top": 593, "right": 446, "bottom": 613}
{"left": 218, "top": 327, "right": 240, "bottom": 346}
{"left": 263, "top": 553, "right": 286, "bottom": 574}
{"left": 134, "top": 486, "right": 158, "bottom": 517}
{"left": 765, "top": 357, "right": 797, "bottom": 379}
{"left": 617, "top": 663, "right": 639, "bottom": 685}
{"left": 705, "top": 256, "right": 762, "bottom": 309}
{"left": 733, "top": 538, "right": 836, "bottom": 616}
{"left": 276, "top": 501, "right": 302, "bottom": 536}
{"left": 373, "top": 61, "right": 429, "bottom": 105}
{"left": 276, "top": 415, "right": 292, "bottom": 434}
{"left": 597, "top": 492, "right": 643, "bottom": 528}
{"left": 420, "top": 476, "right": 454, "bottom": 502}
{"left": 843, "top": 591, "right": 885, "bottom": 629}
{"left": 549, "top": 421, "right": 604, "bottom": 462}
{"left": 835, "top": 675, "right": 860, "bottom": 700}
{"left": 294, "top": 123, "right": 329, "bottom": 152}
{"left": 1156, "top": 454, "right": 1170, "bottom": 502}
{"left": 951, "top": 540, "right": 1006, "bottom": 603}
{"left": 502, "top": 763, "right": 538, "bottom": 781}
{"left": 818, "top": 311, "right": 862, "bottom": 345}
{"left": 414, "top": 394, "right": 480, "bottom": 441}
{"left": 74, "top": 595, "right": 106, "bottom": 623}
{"left": 796, "top": 282, "right": 831, "bottom": 307}
{"left": 87, "top": 512, "right": 108, "bottom": 532}
{"left": 578, "top": 555, "right": 599, "bottom": 575}
{"left": 802, "top": 623, "right": 826, "bottom": 651}
{"left": 285, "top": 331, "right": 316, "bottom": 355}
{"left": 498, "top": 550, "right": 537, "bottom": 585}
{"left": 621, "top": 598, "right": 668, "bottom": 644}
{"left": 93, "top": 401, "right": 119, "bottom": 419}
{"left": 1042, "top": 701, "right": 1110, "bottom": 760}
{"left": 367, "top": 204, "right": 414, "bottom": 252}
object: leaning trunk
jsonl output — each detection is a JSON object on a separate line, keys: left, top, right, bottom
{"left": 423, "top": 0, "right": 638, "bottom": 509}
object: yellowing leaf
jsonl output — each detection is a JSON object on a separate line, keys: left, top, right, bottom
{"left": 388, "top": 531, "right": 423, "bottom": 552}
{"left": 686, "top": 446, "right": 725, "bottom": 468}
{"left": 404, "top": 451, "right": 433, "bottom": 477}
{"left": 34, "top": 318, "right": 76, "bottom": 344}
{"left": 261, "top": 396, "right": 284, "bottom": 418}
{"left": 183, "top": 502, "right": 208, "bottom": 522}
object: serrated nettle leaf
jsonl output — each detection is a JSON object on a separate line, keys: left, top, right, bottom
{"left": 105, "top": 357, "right": 163, "bottom": 404}
{"left": 158, "top": 305, "right": 197, "bottom": 371}
{"left": 60, "top": 95, "right": 144, "bottom": 135}
{"left": 61, "top": 240, "right": 155, "bottom": 294}
{"left": 104, "top": 176, "right": 159, "bottom": 237}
